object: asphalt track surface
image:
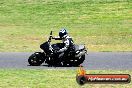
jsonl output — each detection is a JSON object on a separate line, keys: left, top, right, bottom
{"left": 0, "top": 52, "right": 132, "bottom": 70}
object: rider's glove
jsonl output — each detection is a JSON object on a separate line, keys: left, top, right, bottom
{"left": 52, "top": 36, "right": 54, "bottom": 39}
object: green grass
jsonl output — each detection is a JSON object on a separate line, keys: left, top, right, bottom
{"left": 0, "top": 0, "right": 132, "bottom": 52}
{"left": 0, "top": 1, "right": 131, "bottom": 88}
{"left": 0, "top": 69, "right": 131, "bottom": 88}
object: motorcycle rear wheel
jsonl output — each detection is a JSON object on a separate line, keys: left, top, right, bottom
{"left": 70, "top": 55, "right": 85, "bottom": 67}
{"left": 77, "top": 55, "right": 85, "bottom": 65}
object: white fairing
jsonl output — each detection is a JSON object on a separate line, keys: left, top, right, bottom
{"left": 75, "top": 45, "right": 86, "bottom": 57}
{"left": 75, "top": 50, "right": 86, "bottom": 57}
{"left": 78, "top": 45, "right": 85, "bottom": 50}
{"left": 75, "top": 45, "right": 85, "bottom": 51}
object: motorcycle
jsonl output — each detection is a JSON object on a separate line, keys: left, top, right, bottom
{"left": 28, "top": 31, "right": 87, "bottom": 67}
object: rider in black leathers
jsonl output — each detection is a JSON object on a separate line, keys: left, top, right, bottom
{"left": 52, "top": 28, "right": 74, "bottom": 58}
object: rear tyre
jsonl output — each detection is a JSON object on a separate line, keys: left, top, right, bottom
{"left": 72, "top": 55, "right": 85, "bottom": 66}
{"left": 61, "top": 55, "right": 85, "bottom": 67}
{"left": 77, "top": 55, "right": 85, "bottom": 65}
{"left": 61, "top": 60, "right": 71, "bottom": 67}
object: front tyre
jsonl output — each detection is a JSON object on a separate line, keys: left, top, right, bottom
{"left": 72, "top": 55, "right": 85, "bottom": 66}
{"left": 28, "top": 53, "right": 44, "bottom": 66}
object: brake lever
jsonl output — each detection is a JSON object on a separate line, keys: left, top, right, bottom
{"left": 85, "top": 48, "right": 88, "bottom": 55}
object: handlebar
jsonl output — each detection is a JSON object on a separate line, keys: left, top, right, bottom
{"left": 48, "top": 31, "right": 53, "bottom": 42}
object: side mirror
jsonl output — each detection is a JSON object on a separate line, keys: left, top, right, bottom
{"left": 48, "top": 31, "right": 53, "bottom": 42}
{"left": 50, "top": 31, "right": 52, "bottom": 35}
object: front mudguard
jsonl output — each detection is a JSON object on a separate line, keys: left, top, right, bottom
{"left": 34, "top": 52, "right": 46, "bottom": 60}
{"left": 30, "top": 52, "right": 46, "bottom": 64}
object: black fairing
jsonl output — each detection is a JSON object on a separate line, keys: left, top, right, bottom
{"left": 40, "top": 42, "right": 50, "bottom": 53}
{"left": 51, "top": 43, "right": 64, "bottom": 50}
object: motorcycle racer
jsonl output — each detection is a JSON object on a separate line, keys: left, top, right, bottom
{"left": 52, "top": 28, "right": 74, "bottom": 57}
{"left": 28, "top": 30, "right": 86, "bottom": 66}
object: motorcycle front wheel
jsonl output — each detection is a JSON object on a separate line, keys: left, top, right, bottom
{"left": 28, "top": 53, "right": 44, "bottom": 66}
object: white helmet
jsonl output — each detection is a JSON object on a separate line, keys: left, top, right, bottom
{"left": 59, "top": 28, "right": 68, "bottom": 38}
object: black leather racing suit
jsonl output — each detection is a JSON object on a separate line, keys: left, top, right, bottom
{"left": 53, "top": 35, "right": 74, "bottom": 58}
